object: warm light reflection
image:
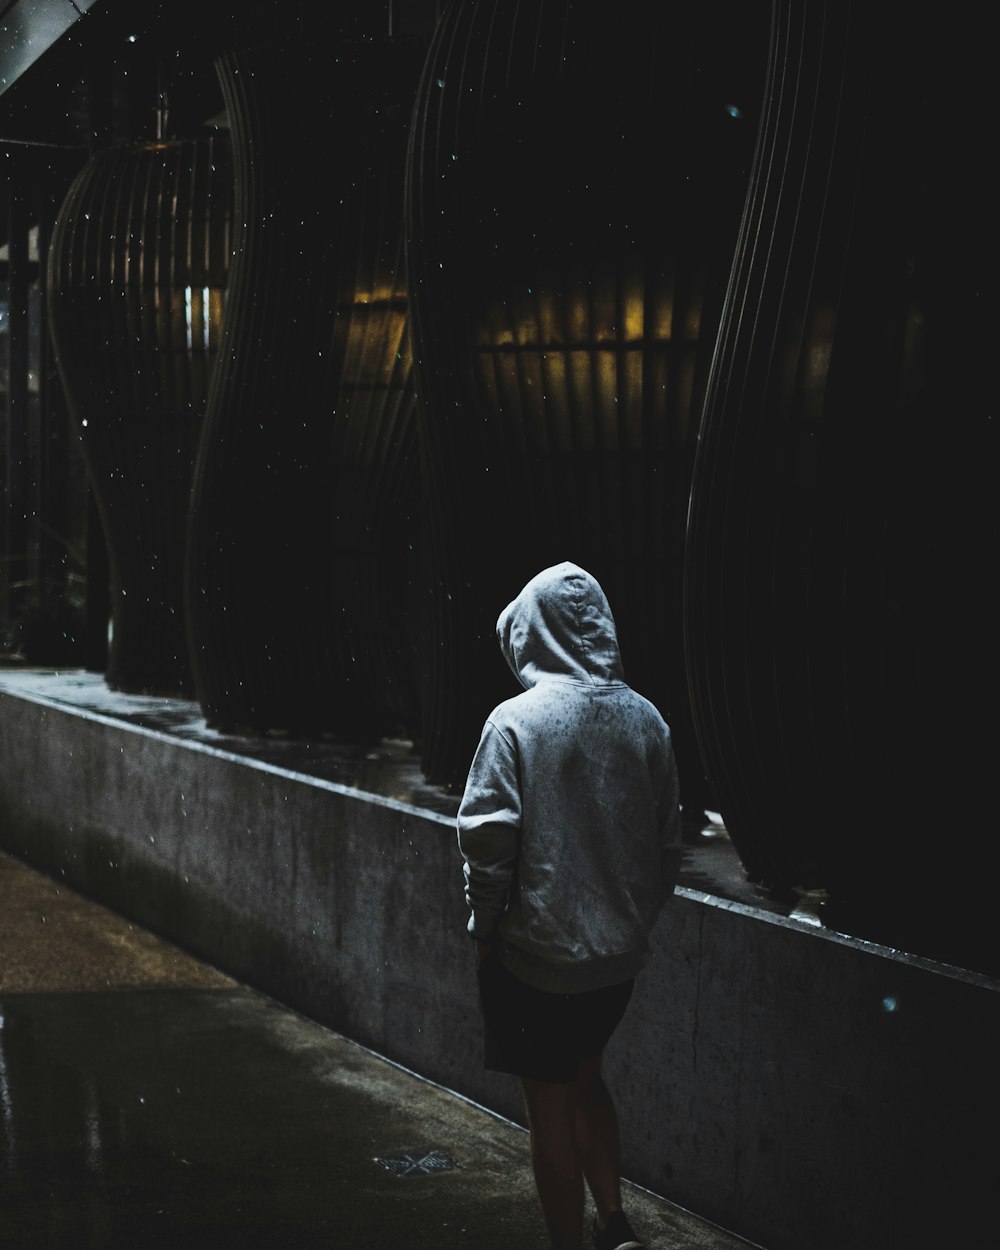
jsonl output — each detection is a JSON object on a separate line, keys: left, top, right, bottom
{"left": 341, "top": 298, "right": 412, "bottom": 389}
{"left": 471, "top": 284, "right": 701, "bottom": 452}
{"left": 623, "top": 287, "right": 644, "bottom": 341}
{"left": 474, "top": 286, "right": 701, "bottom": 349}
{"left": 350, "top": 285, "right": 400, "bottom": 306}
{"left": 334, "top": 285, "right": 414, "bottom": 467}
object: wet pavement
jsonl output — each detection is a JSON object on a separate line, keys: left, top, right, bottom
{"left": 0, "top": 851, "right": 759, "bottom": 1250}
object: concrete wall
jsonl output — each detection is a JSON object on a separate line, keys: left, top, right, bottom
{"left": 1, "top": 683, "right": 996, "bottom": 1250}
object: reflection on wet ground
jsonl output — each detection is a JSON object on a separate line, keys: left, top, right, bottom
{"left": 0, "top": 853, "right": 756, "bottom": 1250}
{"left": 0, "top": 667, "right": 788, "bottom": 917}
{"left": 0, "top": 984, "right": 552, "bottom": 1249}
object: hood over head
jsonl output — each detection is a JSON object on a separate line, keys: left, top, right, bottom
{"left": 497, "top": 561, "right": 624, "bottom": 689}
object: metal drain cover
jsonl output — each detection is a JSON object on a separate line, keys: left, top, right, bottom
{"left": 373, "top": 1149, "right": 459, "bottom": 1176}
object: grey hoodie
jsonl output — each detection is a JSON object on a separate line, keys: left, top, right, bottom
{"left": 457, "top": 562, "right": 682, "bottom": 994}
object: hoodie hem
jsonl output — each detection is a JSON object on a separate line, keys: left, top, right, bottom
{"left": 497, "top": 940, "right": 646, "bottom": 994}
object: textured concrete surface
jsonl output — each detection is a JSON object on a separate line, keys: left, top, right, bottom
{"left": 0, "top": 852, "right": 755, "bottom": 1250}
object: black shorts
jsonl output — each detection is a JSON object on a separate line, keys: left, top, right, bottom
{"left": 476, "top": 951, "right": 634, "bottom": 1084}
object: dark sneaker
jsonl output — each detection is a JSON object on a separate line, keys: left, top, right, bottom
{"left": 593, "top": 1209, "right": 647, "bottom": 1250}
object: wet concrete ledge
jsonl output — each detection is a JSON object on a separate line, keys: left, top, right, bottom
{"left": 1, "top": 670, "right": 997, "bottom": 1250}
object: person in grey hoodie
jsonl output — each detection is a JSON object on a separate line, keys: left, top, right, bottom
{"left": 457, "top": 561, "right": 682, "bottom": 1250}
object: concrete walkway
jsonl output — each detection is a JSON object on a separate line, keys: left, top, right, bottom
{"left": 0, "top": 851, "right": 758, "bottom": 1250}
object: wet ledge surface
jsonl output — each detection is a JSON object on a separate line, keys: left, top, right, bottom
{"left": 0, "top": 666, "right": 782, "bottom": 917}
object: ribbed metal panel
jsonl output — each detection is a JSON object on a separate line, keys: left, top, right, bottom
{"left": 683, "top": 0, "right": 995, "bottom": 970}
{"left": 186, "top": 38, "right": 425, "bottom": 737}
{"left": 46, "top": 136, "right": 231, "bottom": 694}
{"left": 405, "top": 0, "right": 766, "bottom": 785}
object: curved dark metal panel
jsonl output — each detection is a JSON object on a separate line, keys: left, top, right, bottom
{"left": 405, "top": 0, "right": 767, "bottom": 785}
{"left": 186, "top": 38, "right": 425, "bottom": 738}
{"left": 46, "top": 135, "right": 231, "bottom": 694}
{"left": 684, "top": 1, "right": 995, "bottom": 971}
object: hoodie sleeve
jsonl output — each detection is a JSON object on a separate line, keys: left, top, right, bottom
{"left": 456, "top": 719, "right": 522, "bottom": 941}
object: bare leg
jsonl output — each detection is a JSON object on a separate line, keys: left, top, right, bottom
{"left": 574, "top": 1054, "right": 623, "bottom": 1230}
{"left": 521, "top": 1076, "right": 585, "bottom": 1250}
